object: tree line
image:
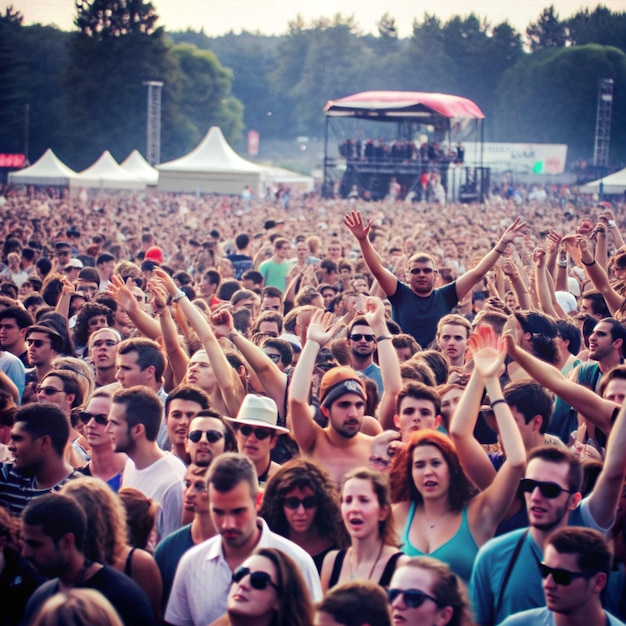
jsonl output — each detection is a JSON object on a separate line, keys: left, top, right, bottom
{"left": 2, "top": 2, "right": 626, "bottom": 171}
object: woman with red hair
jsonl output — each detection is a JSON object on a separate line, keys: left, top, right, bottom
{"left": 390, "top": 325, "right": 526, "bottom": 582}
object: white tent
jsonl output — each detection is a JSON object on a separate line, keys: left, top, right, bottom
{"left": 71, "top": 151, "right": 147, "bottom": 190}
{"left": 121, "top": 150, "right": 159, "bottom": 185}
{"left": 157, "top": 126, "right": 264, "bottom": 194}
{"left": 8, "top": 149, "right": 78, "bottom": 186}
{"left": 262, "top": 166, "right": 314, "bottom": 193}
{"left": 579, "top": 168, "right": 626, "bottom": 194}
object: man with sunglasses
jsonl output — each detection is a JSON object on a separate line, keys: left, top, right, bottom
{"left": 344, "top": 209, "right": 525, "bottom": 347}
{"left": 185, "top": 410, "right": 237, "bottom": 468}
{"left": 500, "top": 527, "right": 623, "bottom": 625}
{"left": 165, "top": 453, "right": 321, "bottom": 626}
{"left": 346, "top": 316, "right": 384, "bottom": 395}
{"left": 470, "top": 410, "right": 626, "bottom": 626}
{"left": 23, "top": 324, "right": 62, "bottom": 403}
{"left": 224, "top": 394, "right": 289, "bottom": 488}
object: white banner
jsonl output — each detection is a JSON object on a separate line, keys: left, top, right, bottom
{"left": 464, "top": 142, "right": 568, "bottom": 174}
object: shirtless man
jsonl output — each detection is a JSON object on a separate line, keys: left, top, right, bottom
{"left": 288, "top": 307, "right": 382, "bottom": 485}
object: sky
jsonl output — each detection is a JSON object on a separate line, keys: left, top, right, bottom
{"left": 10, "top": 0, "right": 626, "bottom": 38}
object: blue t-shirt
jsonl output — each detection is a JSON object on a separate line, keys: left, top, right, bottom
{"left": 388, "top": 281, "right": 458, "bottom": 347}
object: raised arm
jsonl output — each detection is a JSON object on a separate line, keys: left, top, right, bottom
{"left": 155, "top": 269, "right": 245, "bottom": 417}
{"left": 456, "top": 217, "right": 527, "bottom": 301}
{"left": 577, "top": 235, "right": 624, "bottom": 316}
{"left": 344, "top": 210, "right": 398, "bottom": 296}
{"left": 587, "top": 399, "right": 626, "bottom": 528}
{"left": 363, "top": 297, "right": 401, "bottom": 429}
{"left": 503, "top": 320, "right": 616, "bottom": 433}
{"left": 502, "top": 259, "right": 532, "bottom": 310}
{"left": 148, "top": 278, "right": 189, "bottom": 387}
{"left": 212, "top": 309, "right": 288, "bottom": 421}
{"left": 449, "top": 367, "right": 496, "bottom": 490}
{"left": 467, "top": 326, "right": 526, "bottom": 541}
{"left": 533, "top": 248, "right": 561, "bottom": 318}
{"left": 108, "top": 275, "right": 161, "bottom": 339}
{"left": 287, "top": 309, "right": 335, "bottom": 453}
{"left": 602, "top": 208, "right": 625, "bottom": 249}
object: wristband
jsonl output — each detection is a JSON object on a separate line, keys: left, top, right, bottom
{"left": 609, "top": 220, "right": 616, "bottom": 228}
{"left": 495, "top": 248, "right": 505, "bottom": 255}
{"left": 581, "top": 259, "right": 596, "bottom": 267}
{"left": 228, "top": 330, "right": 239, "bottom": 341}
{"left": 172, "top": 290, "right": 186, "bottom": 302}
{"left": 376, "top": 335, "right": 392, "bottom": 343}
{"left": 557, "top": 260, "right": 568, "bottom": 268}
{"left": 490, "top": 398, "right": 508, "bottom": 409}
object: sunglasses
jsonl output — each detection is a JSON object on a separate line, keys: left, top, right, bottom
{"left": 388, "top": 588, "right": 441, "bottom": 608}
{"left": 235, "top": 424, "right": 273, "bottom": 440}
{"left": 27, "top": 338, "right": 50, "bottom": 348}
{"left": 349, "top": 333, "right": 375, "bottom": 342}
{"left": 538, "top": 562, "right": 592, "bottom": 585}
{"left": 231, "top": 566, "right": 280, "bottom": 592}
{"left": 36, "top": 385, "right": 63, "bottom": 396}
{"left": 187, "top": 429, "right": 224, "bottom": 444}
{"left": 78, "top": 411, "right": 109, "bottom": 426}
{"left": 283, "top": 496, "right": 318, "bottom": 510}
{"left": 520, "top": 478, "right": 573, "bottom": 499}
{"left": 409, "top": 267, "right": 434, "bottom": 275}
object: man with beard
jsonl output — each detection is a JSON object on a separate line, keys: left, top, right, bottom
{"left": 164, "top": 453, "right": 321, "bottom": 626}
{"left": 0, "top": 403, "right": 81, "bottom": 516}
{"left": 89, "top": 327, "right": 121, "bottom": 387}
{"left": 346, "top": 316, "right": 383, "bottom": 395}
{"left": 106, "top": 386, "right": 185, "bottom": 543}
{"left": 185, "top": 410, "right": 237, "bottom": 468}
{"left": 344, "top": 209, "right": 525, "bottom": 347}
{"left": 470, "top": 396, "right": 626, "bottom": 626}
{"left": 289, "top": 307, "right": 381, "bottom": 486}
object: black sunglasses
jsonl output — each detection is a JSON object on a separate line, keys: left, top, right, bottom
{"left": 520, "top": 478, "right": 572, "bottom": 499}
{"left": 231, "top": 566, "right": 280, "bottom": 592}
{"left": 283, "top": 496, "right": 318, "bottom": 510}
{"left": 27, "top": 338, "right": 50, "bottom": 348}
{"left": 538, "top": 562, "right": 592, "bottom": 585}
{"left": 36, "top": 385, "right": 63, "bottom": 396}
{"left": 188, "top": 429, "right": 224, "bottom": 444}
{"left": 235, "top": 424, "right": 273, "bottom": 440}
{"left": 388, "top": 588, "right": 441, "bottom": 608}
{"left": 78, "top": 411, "right": 109, "bottom": 426}
{"left": 409, "top": 267, "right": 434, "bottom": 275}
{"left": 349, "top": 333, "right": 375, "bottom": 342}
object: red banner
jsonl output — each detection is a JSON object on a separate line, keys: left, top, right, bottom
{"left": 0, "top": 154, "right": 27, "bottom": 168}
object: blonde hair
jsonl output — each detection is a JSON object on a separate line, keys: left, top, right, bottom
{"left": 31, "top": 589, "right": 123, "bottom": 626}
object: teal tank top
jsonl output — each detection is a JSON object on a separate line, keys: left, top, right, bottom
{"left": 401, "top": 501, "right": 478, "bottom": 582}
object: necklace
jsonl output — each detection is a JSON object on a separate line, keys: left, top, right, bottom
{"left": 424, "top": 510, "right": 453, "bottom": 530}
{"left": 349, "top": 542, "right": 384, "bottom": 581}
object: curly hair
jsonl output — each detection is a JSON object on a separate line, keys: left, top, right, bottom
{"left": 61, "top": 477, "right": 128, "bottom": 567}
{"left": 259, "top": 459, "right": 348, "bottom": 549}
{"left": 390, "top": 430, "right": 478, "bottom": 510}
{"left": 73, "top": 302, "right": 114, "bottom": 347}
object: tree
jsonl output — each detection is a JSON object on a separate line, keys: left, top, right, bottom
{"left": 75, "top": 0, "right": 158, "bottom": 39}
{"left": 527, "top": 5, "right": 567, "bottom": 51}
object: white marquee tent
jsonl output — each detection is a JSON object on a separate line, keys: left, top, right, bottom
{"left": 121, "top": 150, "right": 159, "bottom": 185}
{"left": 8, "top": 149, "right": 78, "bottom": 186}
{"left": 71, "top": 151, "right": 147, "bottom": 190}
{"left": 157, "top": 126, "right": 265, "bottom": 194}
{"left": 579, "top": 168, "right": 626, "bottom": 195}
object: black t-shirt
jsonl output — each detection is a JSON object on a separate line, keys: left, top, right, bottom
{"left": 22, "top": 563, "right": 156, "bottom": 626}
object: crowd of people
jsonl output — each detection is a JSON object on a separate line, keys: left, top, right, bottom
{"left": 0, "top": 182, "right": 625, "bottom": 625}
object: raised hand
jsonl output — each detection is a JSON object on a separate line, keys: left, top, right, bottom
{"left": 210, "top": 309, "right": 234, "bottom": 338}
{"left": 497, "top": 217, "right": 527, "bottom": 248}
{"left": 344, "top": 210, "right": 372, "bottom": 241}
{"left": 108, "top": 274, "right": 139, "bottom": 312}
{"left": 468, "top": 324, "right": 506, "bottom": 380}
{"left": 306, "top": 309, "right": 337, "bottom": 347}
